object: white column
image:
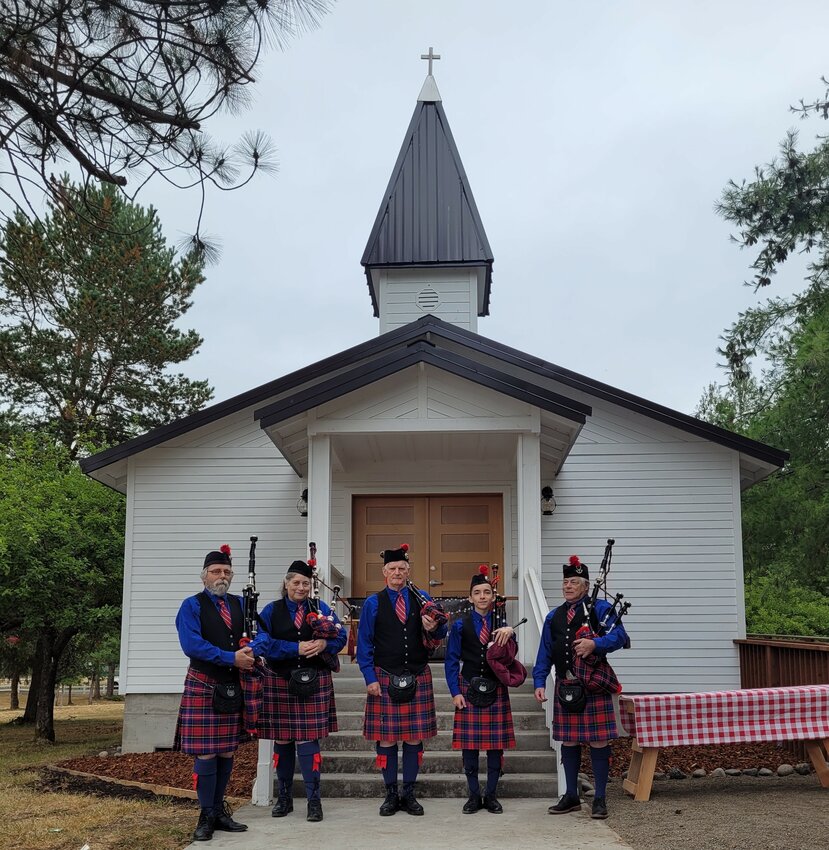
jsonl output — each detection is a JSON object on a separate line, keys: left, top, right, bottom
{"left": 307, "top": 434, "right": 332, "bottom": 587}
{"left": 251, "top": 739, "right": 274, "bottom": 806}
{"left": 516, "top": 431, "right": 542, "bottom": 662}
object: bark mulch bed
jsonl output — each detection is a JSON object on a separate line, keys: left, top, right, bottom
{"left": 52, "top": 738, "right": 810, "bottom": 799}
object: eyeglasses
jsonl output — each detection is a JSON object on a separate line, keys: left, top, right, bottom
{"left": 207, "top": 568, "right": 233, "bottom": 577}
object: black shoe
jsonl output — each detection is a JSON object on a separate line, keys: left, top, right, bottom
{"left": 307, "top": 800, "right": 323, "bottom": 822}
{"left": 213, "top": 800, "right": 248, "bottom": 832}
{"left": 483, "top": 795, "right": 503, "bottom": 814}
{"left": 399, "top": 793, "right": 424, "bottom": 816}
{"left": 193, "top": 808, "right": 215, "bottom": 841}
{"left": 271, "top": 796, "right": 293, "bottom": 817}
{"left": 591, "top": 796, "right": 608, "bottom": 819}
{"left": 462, "top": 795, "right": 483, "bottom": 814}
{"left": 379, "top": 790, "right": 400, "bottom": 816}
{"left": 548, "top": 793, "right": 581, "bottom": 814}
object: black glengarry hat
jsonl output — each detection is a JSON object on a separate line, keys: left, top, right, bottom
{"left": 563, "top": 554, "right": 589, "bottom": 580}
{"left": 288, "top": 559, "right": 314, "bottom": 579}
{"left": 383, "top": 543, "right": 410, "bottom": 564}
{"left": 204, "top": 544, "right": 232, "bottom": 568}
{"left": 470, "top": 564, "right": 494, "bottom": 593}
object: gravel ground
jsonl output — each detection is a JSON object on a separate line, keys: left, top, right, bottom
{"left": 605, "top": 774, "right": 828, "bottom": 850}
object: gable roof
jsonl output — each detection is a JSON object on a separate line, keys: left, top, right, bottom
{"left": 80, "top": 315, "right": 788, "bottom": 483}
{"left": 361, "top": 99, "right": 494, "bottom": 317}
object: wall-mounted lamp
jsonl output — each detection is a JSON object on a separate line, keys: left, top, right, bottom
{"left": 297, "top": 488, "right": 308, "bottom": 517}
{"left": 541, "top": 485, "right": 556, "bottom": 516}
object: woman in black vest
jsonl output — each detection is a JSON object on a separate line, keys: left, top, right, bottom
{"left": 175, "top": 546, "right": 254, "bottom": 841}
{"left": 444, "top": 567, "right": 517, "bottom": 814}
{"left": 253, "top": 559, "right": 347, "bottom": 823}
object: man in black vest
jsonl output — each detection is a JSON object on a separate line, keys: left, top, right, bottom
{"left": 356, "top": 544, "right": 448, "bottom": 816}
{"left": 175, "top": 545, "right": 255, "bottom": 841}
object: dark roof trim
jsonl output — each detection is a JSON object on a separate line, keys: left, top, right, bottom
{"left": 255, "top": 340, "right": 589, "bottom": 429}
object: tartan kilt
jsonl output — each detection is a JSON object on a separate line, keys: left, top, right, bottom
{"left": 363, "top": 666, "right": 437, "bottom": 741}
{"left": 552, "top": 678, "right": 618, "bottom": 743}
{"left": 257, "top": 666, "right": 338, "bottom": 741}
{"left": 174, "top": 668, "right": 244, "bottom": 755}
{"left": 452, "top": 676, "right": 516, "bottom": 750}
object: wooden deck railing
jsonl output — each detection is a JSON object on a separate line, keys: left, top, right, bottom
{"left": 735, "top": 635, "right": 829, "bottom": 689}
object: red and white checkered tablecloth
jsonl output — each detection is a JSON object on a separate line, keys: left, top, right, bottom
{"left": 620, "top": 685, "right": 829, "bottom": 748}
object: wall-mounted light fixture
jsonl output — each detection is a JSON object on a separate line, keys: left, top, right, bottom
{"left": 297, "top": 488, "right": 308, "bottom": 517}
{"left": 541, "top": 485, "right": 556, "bottom": 516}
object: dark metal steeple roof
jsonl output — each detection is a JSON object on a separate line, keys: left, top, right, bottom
{"left": 361, "top": 85, "right": 494, "bottom": 317}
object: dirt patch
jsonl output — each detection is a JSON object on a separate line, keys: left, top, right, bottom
{"left": 35, "top": 768, "right": 197, "bottom": 807}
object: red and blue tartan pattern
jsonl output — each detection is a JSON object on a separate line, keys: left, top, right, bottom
{"left": 174, "top": 668, "right": 244, "bottom": 755}
{"left": 363, "top": 666, "right": 438, "bottom": 741}
{"left": 451, "top": 675, "right": 516, "bottom": 750}
{"left": 257, "top": 667, "right": 338, "bottom": 740}
{"left": 552, "top": 683, "right": 618, "bottom": 743}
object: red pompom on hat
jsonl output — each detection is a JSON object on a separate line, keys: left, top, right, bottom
{"left": 563, "top": 554, "right": 589, "bottom": 580}
{"left": 478, "top": 564, "right": 489, "bottom": 576}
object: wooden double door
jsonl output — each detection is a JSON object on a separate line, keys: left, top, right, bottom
{"left": 351, "top": 495, "right": 504, "bottom": 597}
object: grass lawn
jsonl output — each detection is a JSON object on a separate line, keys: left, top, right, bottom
{"left": 0, "top": 695, "right": 194, "bottom": 850}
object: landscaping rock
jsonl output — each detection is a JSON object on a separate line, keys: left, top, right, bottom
{"left": 777, "top": 764, "right": 794, "bottom": 777}
{"left": 725, "top": 769, "right": 742, "bottom": 776}
{"left": 98, "top": 751, "right": 108, "bottom": 758}
{"left": 668, "top": 767, "right": 687, "bottom": 779}
{"left": 710, "top": 768, "right": 726, "bottom": 778}
{"left": 742, "top": 768, "right": 759, "bottom": 777}
{"left": 795, "top": 763, "right": 811, "bottom": 776}
{"left": 692, "top": 769, "right": 706, "bottom": 778}
{"left": 580, "top": 781, "right": 594, "bottom": 794}
{"left": 653, "top": 772, "right": 667, "bottom": 781}
{"left": 758, "top": 768, "right": 773, "bottom": 776}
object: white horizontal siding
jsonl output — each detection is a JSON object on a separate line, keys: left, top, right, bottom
{"left": 378, "top": 268, "right": 477, "bottom": 333}
{"left": 541, "top": 400, "right": 743, "bottom": 693}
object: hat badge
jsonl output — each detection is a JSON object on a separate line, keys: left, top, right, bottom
{"left": 575, "top": 565, "right": 583, "bottom": 574}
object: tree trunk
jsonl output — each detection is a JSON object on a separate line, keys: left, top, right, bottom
{"left": 66, "top": 683, "right": 73, "bottom": 706}
{"left": 93, "top": 671, "right": 101, "bottom": 700}
{"left": 34, "top": 627, "right": 79, "bottom": 743}
{"left": 9, "top": 670, "right": 19, "bottom": 711}
{"left": 21, "top": 635, "right": 45, "bottom": 724}
{"left": 105, "top": 662, "right": 116, "bottom": 698}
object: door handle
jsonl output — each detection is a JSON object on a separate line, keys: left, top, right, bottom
{"left": 429, "top": 580, "right": 443, "bottom": 587}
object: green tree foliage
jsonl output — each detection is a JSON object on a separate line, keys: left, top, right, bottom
{"left": 0, "top": 436, "right": 125, "bottom": 741}
{"left": 0, "top": 178, "right": 213, "bottom": 454}
{"left": 701, "top": 105, "right": 829, "bottom": 635}
{"left": 0, "top": 1, "right": 330, "bottom": 259}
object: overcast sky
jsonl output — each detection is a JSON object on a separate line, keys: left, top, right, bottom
{"left": 147, "top": 0, "right": 826, "bottom": 417}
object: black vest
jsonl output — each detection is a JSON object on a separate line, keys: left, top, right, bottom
{"left": 460, "top": 612, "right": 495, "bottom": 683}
{"left": 549, "top": 599, "right": 588, "bottom": 679}
{"left": 189, "top": 592, "right": 243, "bottom": 683}
{"left": 265, "top": 599, "right": 328, "bottom": 675}
{"left": 372, "top": 589, "right": 429, "bottom": 676}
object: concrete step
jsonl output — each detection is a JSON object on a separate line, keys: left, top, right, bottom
{"left": 321, "top": 729, "right": 550, "bottom": 751}
{"left": 332, "top": 692, "right": 541, "bottom": 712}
{"left": 320, "top": 750, "right": 555, "bottom": 774}
{"left": 284, "top": 773, "right": 558, "bottom": 799}
{"left": 332, "top": 710, "right": 547, "bottom": 732}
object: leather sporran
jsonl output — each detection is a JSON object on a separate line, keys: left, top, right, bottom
{"left": 466, "top": 676, "right": 498, "bottom": 708}
{"left": 212, "top": 681, "right": 243, "bottom": 714}
{"left": 556, "top": 677, "right": 587, "bottom": 714}
{"left": 288, "top": 667, "right": 320, "bottom": 698}
{"left": 387, "top": 671, "right": 417, "bottom": 704}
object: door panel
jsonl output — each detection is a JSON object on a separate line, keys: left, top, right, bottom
{"left": 351, "top": 495, "right": 503, "bottom": 598}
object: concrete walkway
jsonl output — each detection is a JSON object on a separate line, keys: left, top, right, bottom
{"left": 184, "top": 799, "right": 633, "bottom": 849}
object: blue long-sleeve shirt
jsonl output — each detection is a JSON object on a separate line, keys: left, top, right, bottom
{"left": 176, "top": 590, "right": 243, "bottom": 667}
{"left": 356, "top": 586, "right": 449, "bottom": 686}
{"left": 251, "top": 598, "right": 347, "bottom": 661}
{"left": 444, "top": 609, "right": 497, "bottom": 697}
{"left": 532, "top": 596, "right": 629, "bottom": 689}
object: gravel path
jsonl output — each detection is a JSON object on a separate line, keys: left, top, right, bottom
{"left": 605, "top": 774, "right": 828, "bottom": 850}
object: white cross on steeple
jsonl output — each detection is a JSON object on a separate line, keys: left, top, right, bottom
{"left": 420, "top": 47, "right": 441, "bottom": 76}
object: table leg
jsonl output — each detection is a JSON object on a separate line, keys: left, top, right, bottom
{"left": 622, "top": 739, "right": 659, "bottom": 801}
{"left": 804, "top": 739, "right": 829, "bottom": 789}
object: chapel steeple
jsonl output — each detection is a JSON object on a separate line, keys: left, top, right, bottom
{"left": 361, "top": 50, "right": 494, "bottom": 334}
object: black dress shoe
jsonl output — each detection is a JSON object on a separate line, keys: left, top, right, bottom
{"left": 379, "top": 789, "right": 399, "bottom": 816}
{"left": 271, "top": 795, "right": 293, "bottom": 817}
{"left": 307, "top": 800, "right": 324, "bottom": 822}
{"left": 192, "top": 808, "right": 215, "bottom": 841}
{"left": 399, "top": 793, "right": 424, "bottom": 816}
{"left": 483, "top": 795, "right": 503, "bottom": 814}
{"left": 462, "top": 795, "right": 483, "bottom": 814}
{"left": 548, "top": 793, "right": 581, "bottom": 814}
{"left": 591, "top": 796, "right": 608, "bottom": 819}
{"left": 213, "top": 800, "right": 248, "bottom": 832}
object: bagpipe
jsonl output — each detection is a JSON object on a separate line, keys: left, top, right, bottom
{"left": 480, "top": 563, "right": 528, "bottom": 688}
{"left": 305, "top": 541, "right": 345, "bottom": 672}
{"left": 404, "top": 576, "right": 449, "bottom": 652}
{"left": 241, "top": 536, "right": 260, "bottom": 644}
{"left": 237, "top": 537, "right": 264, "bottom": 733}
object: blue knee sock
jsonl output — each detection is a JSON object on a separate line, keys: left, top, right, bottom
{"left": 193, "top": 757, "right": 217, "bottom": 811}
{"left": 213, "top": 757, "right": 233, "bottom": 813}
{"left": 297, "top": 740, "right": 322, "bottom": 801}
{"left": 590, "top": 745, "right": 611, "bottom": 798}
{"left": 402, "top": 742, "right": 422, "bottom": 793}
{"left": 485, "top": 749, "right": 503, "bottom": 796}
{"left": 375, "top": 743, "right": 398, "bottom": 789}
{"left": 561, "top": 745, "right": 582, "bottom": 798}
{"left": 274, "top": 742, "right": 296, "bottom": 797}
{"left": 462, "top": 749, "right": 480, "bottom": 795}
